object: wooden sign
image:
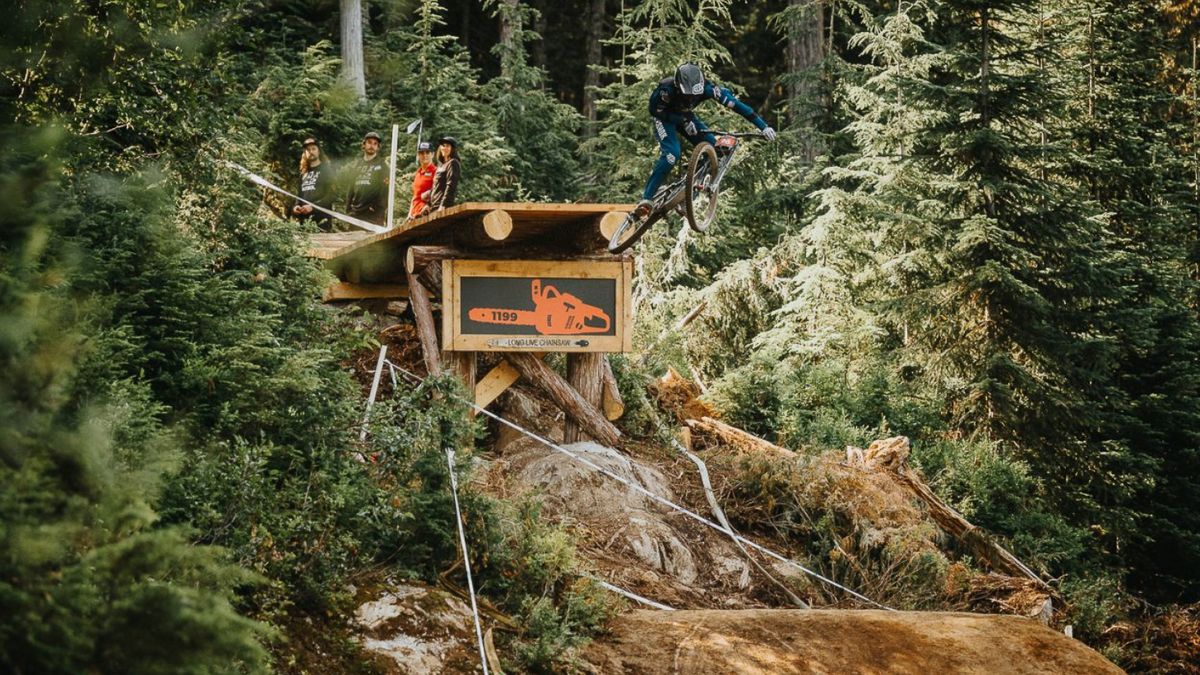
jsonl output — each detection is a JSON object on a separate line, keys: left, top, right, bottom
{"left": 441, "top": 259, "right": 632, "bottom": 352}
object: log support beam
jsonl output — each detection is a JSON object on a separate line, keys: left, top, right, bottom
{"left": 508, "top": 353, "right": 621, "bottom": 447}
{"left": 406, "top": 270, "right": 442, "bottom": 376}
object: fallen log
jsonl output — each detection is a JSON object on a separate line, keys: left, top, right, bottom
{"left": 507, "top": 353, "right": 621, "bottom": 447}
{"left": 848, "top": 437, "right": 1050, "bottom": 590}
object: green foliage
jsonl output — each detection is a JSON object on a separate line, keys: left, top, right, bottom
{"left": 479, "top": 498, "right": 619, "bottom": 672}
{"left": 0, "top": 127, "right": 270, "bottom": 674}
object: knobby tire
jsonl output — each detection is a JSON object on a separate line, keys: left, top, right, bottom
{"left": 685, "top": 143, "right": 720, "bottom": 233}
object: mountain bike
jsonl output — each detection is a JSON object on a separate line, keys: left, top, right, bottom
{"left": 608, "top": 130, "right": 764, "bottom": 254}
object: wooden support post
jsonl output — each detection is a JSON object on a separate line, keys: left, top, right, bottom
{"left": 600, "top": 356, "right": 625, "bottom": 421}
{"left": 564, "top": 353, "right": 604, "bottom": 443}
{"left": 475, "top": 359, "right": 522, "bottom": 410}
{"left": 406, "top": 270, "right": 442, "bottom": 376}
{"left": 507, "top": 353, "right": 621, "bottom": 447}
{"left": 445, "top": 351, "right": 477, "bottom": 418}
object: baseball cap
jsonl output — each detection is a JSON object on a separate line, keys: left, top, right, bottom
{"left": 437, "top": 136, "right": 458, "bottom": 148}
{"left": 363, "top": 131, "right": 382, "bottom": 142}
{"left": 417, "top": 141, "right": 433, "bottom": 152}
{"left": 302, "top": 137, "right": 318, "bottom": 147}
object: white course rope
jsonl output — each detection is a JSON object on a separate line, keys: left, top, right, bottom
{"left": 445, "top": 448, "right": 490, "bottom": 675}
{"left": 588, "top": 578, "right": 676, "bottom": 611}
{"left": 223, "top": 160, "right": 387, "bottom": 233}
{"left": 386, "top": 361, "right": 895, "bottom": 612}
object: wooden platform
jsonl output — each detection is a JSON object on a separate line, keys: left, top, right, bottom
{"left": 306, "top": 202, "right": 633, "bottom": 262}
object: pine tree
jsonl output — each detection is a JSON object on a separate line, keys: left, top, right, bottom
{"left": 1063, "top": 0, "right": 1200, "bottom": 600}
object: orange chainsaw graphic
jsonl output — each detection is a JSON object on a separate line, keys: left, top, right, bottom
{"left": 468, "top": 280, "right": 611, "bottom": 335}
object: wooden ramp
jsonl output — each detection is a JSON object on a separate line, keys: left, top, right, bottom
{"left": 306, "top": 202, "right": 633, "bottom": 262}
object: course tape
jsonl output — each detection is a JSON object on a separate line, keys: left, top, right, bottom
{"left": 223, "top": 160, "right": 388, "bottom": 233}
{"left": 384, "top": 360, "right": 895, "bottom": 612}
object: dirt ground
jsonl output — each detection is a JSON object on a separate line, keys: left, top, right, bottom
{"left": 579, "top": 609, "right": 1124, "bottom": 674}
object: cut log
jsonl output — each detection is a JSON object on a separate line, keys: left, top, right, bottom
{"left": 574, "top": 210, "right": 630, "bottom": 252}
{"left": 564, "top": 353, "right": 604, "bottom": 443}
{"left": 419, "top": 259, "right": 444, "bottom": 297}
{"left": 322, "top": 282, "right": 408, "bottom": 302}
{"left": 685, "top": 416, "right": 797, "bottom": 459}
{"left": 598, "top": 210, "right": 627, "bottom": 241}
{"left": 600, "top": 356, "right": 625, "bottom": 421}
{"left": 406, "top": 270, "right": 442, "bottom": 376}
{"left": 406, "top": 244, "right": 627, "bottom": 275}
{"left": 507, "top": 353, "right": 621, "bottom": 447}
{"left": 406, "top": 245, "right": 460, "bottom": 275}
{"left": 453, "top": 209, "right": 514, "bottom": 248}
{"left": 482, "top": 209, "right": 514, "bottom": 240}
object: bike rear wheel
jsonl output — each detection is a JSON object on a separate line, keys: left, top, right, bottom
{"left": 685, "top": 143, "right": 720, "bottom": 233}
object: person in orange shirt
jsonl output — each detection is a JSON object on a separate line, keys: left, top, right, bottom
{"left": 407, "top": 141, "right": 436, "bottom": 220}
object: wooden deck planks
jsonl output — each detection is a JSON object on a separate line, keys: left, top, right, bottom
{"left": 305, "top": 202, "right": 633, "bottom": 261}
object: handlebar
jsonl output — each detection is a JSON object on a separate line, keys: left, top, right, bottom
{"left": 707, "top": 130, "right": 767, "bottom": 138}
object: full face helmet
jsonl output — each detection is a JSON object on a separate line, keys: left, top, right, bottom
{"left": 674, "top": 63, "right": 705, "bottom": 96}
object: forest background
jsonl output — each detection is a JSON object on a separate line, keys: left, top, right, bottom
{"left": 2, "top": 0, "right": 1199, "bottom": 672}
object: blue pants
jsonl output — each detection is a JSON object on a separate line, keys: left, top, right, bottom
{"left": 642, "top": 116, "right": 717, "bottom": 200}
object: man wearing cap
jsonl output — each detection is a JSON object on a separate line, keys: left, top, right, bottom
{"left": 345, "top": 130, "right": 389, "bottom": 225}
{"left": 428, "top": 136, "right": 461, "bottom": 213}
{"left": 407, "top": 140, "right": 437, "bottom": 220}
{"left": 293, "top": 137, "right": 335, "bottom": 230}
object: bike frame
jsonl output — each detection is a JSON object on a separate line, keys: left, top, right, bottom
{"left": 607, "top": 130, "right": 762, "bottom": 253}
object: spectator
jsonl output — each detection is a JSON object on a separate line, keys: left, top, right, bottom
{"left": 345, "top": 130, "right": 389, "bottom": 225}
{"left": 407, "top": 140, "right": 436, "bottom": 220}
{"left": 428, "top": 136, "right": 460, "bottom": 212}
{"left": 292, "top": 137, "right": 335, "bottom": 230}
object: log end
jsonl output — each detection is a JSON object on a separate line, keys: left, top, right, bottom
{"left": 598, "top": 211, "right": 627, "bottom": 240}
{"left": 482, "top": 209, "right": 514, "bottom": 241}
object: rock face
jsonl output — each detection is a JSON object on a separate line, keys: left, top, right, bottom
{"left": 352, "top": 583, "right": 478, "bottom": 674}
{"left": 497, "top": 437, "right": 754, "bottom": 604}
{"left": 581, "top": 609, "right": 1125, "bottom": 675}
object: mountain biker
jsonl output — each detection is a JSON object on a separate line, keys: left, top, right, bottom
{"left": 635, "top": 63, "right": 776, "bottom": 219}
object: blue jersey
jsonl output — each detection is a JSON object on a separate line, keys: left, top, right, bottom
{"left": 647, "top": 77, "right": 766, "bottom": 131}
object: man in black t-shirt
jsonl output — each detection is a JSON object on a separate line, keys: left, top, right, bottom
{"left": 293, "top": 137, "right": 335, "bottom": 230}
{"left": 345, "top": 131, "right": 389, "bottom": 225}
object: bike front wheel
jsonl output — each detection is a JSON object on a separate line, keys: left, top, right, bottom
{"left": 607, "top": 207, "right": 663, "bottom": 254}
{"left": 685, "top": 143, "right": 720, "bottom": 233}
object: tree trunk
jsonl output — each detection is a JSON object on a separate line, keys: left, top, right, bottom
{"left": 784, "top": 0, "right": 825, "bottom": 161}
{"left": 340, "top": 0, "right": 366, "bottom": 100}
{"left": 582, "top": 0, "right": 607, "bottom": 134}
{"left": 564, "top": 353, "right": 604, "bottom": 443}
{"left": 531, "top": 0, "right": 547, "bottom": 70}
{"left": 507, "top": 353, "right": 621, "bottom": 446}
{"left": 498, "top": 0, "right": 521, "bottom": 78}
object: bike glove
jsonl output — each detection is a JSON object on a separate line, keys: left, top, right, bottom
{"left": 763, "top": 127, "right": 777, "bottom": 142}
{"left": 684, "top": 119, "right": 698, "bottom": 137}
